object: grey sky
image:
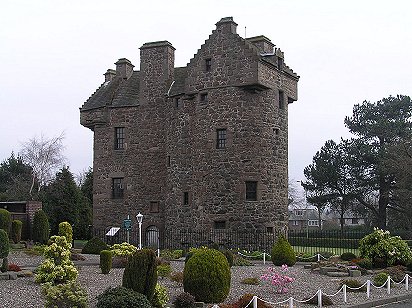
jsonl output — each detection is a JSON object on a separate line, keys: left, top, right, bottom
{"left": 1, "top": 0, "right": 411, "bottom": 184}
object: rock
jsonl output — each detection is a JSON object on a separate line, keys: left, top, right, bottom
{"left": 304, "top": 264, "right": 312, "bottom": 269}
{"left": 349, "top": 269, "right": 362, "bottom": 277}
{"left": 327, "top": 271, "right": 349, "bottom": 277}
{"left": 0, "top": 272, "right": 9, "bottom": 280}
{"left": 320, "top": 267, "right": 338, "bottom": 275}
{"left": 8, "top": 272, "right": 17, "bottom": 280}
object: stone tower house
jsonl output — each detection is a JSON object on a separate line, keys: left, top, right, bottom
{"left": 80, "top": 17, "right": 299, "bottom": 240}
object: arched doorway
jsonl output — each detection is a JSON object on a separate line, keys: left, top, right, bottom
{"left": 146, "top": 225, "right": 159, "bottom": 249}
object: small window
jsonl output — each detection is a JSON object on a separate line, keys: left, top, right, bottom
{"left": 245, "top": 181, "right": 257, "bottom": 201}
{"left": 205, "top": 58, "right": 212, "bottom": 72}
{"left": 183, "top": 192, "right": 189, "bottom": 205}
{"left": 274, "top": 128, "right": 280, "bottom": 135}
{"left": 216, "top": 128, "right": 227, "bottom": 149}
{"left": 266, "top": 227, "right": 274, "bottom": 234}
{"left": 115, "top": 127, "right": 125, "bottom": 150}
{"left": 351, "top": 218, "right": 359, "bottom": 224}
{"left": 150, "top": 201, "right": 159, "bottom": 213}
{"left": 200, "top": 93, "right": 208, "bottom": 103}
{"left": 214, "top": 220, "right": 226, "bottom": 229}
{"left": 112, "top": 178, "right": 124, "bottom": 199}
{"left": 292, "top": 220, "right": 299, "bottom": 226}
{"left": 278, "top": 90, "right": 285, "bottom": 110}
{"left": 295, "top": 210, "right": 304, "bottom": 216}
{"left": 167, "top": 155, "right": 171, "bottom": 167}
{"left": 175, "top": 98, "right": 180, "bottom": 109}
{"left": 308, "top": 220, "right": 319, "bottom": 226}
{"left": 277, "top": 57, "right": 283, "bottom": 70}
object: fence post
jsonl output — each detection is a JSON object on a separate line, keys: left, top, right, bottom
{"left": 317, "top": 253, "right": 320, "bottom": 262}
{"left": 366, "top": 280, "right": 370, "bottom": 298}
{"left": 289, "top": 297, "right": 293, "bottom": 308}
{"left": 406, "top": 274, "right": 409, "bottom": 291}
{"left": 252, "top": 295, "right": 258, "bottom": 308}
{"left": 343, "top": 284, "right": 347, "bottom": 303}
{"left": 318, "top": 289, "right": 322, "bottom": 308}
{"left": 387, "top": 276, "right": 391, "bottom": 295}
{"left": 263, "top": 252, "right": 266, "bottom": 265}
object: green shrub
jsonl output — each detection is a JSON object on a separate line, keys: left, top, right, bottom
{"left": 233, "top": 254, "right": 254, "bottom": 266}
{"left": 241, "top": 277, "right": 260, "bottom": 285}
{"left": 183, "top": 247, "right": 231, "bottom": 303}
{"left": 0, "top": 229, "right": 10, "bottom": 272}
{"left": 81, "top": 236, "right": 108, "bottom": 254}
{"left": 0, "top": 209, "right": 11, "bottom": 233}
{"left": 355, "top": 258, "right": 372, "bottom": 270}
{"left": 157, "top": 263, "right": 172, "bottom": 278}
{"left": 58, "top": 222, "right": 73, "bottom": 247}
{"left": 122, "top": 248, "right": 158, "bottom": 302}
{"left": 152, "top": 283, "right": 169, "bottom": 308}
{"left": 339, "top": 279, "right": 366, "bottom": 292}
{"left": 96, "top": 286, "right": 152, "bottom": 308}
{"left": 42, "top": 281, "right": 88, "bottom": 308}
{"left": 111, "top": 242, "right": 137, "bottom": 257}
{"left": 173, "top": 292, "right": 195, "bottom": 308}
{"left": 359, "top": 228, "right": 412, "bottom": 267}
{"left": 100, "top": 250, "right": 112, "bottom": 274}
{"left": 271, "top": 235, "right": 296, "bottom": 266}
{"left": 373, "top": 272, "right": 389, "bottom": 287}
{"left": 32, "top": 210, "right": 50, "bottom": 244}
{"left": 35, "top": 236, "right": 78, "bottom": 284}
{"left": 341, "top": 252, "right": 357, "bottom": 261}
{"left": 11, "top": 220, "right": 23, "bottom": 244}
{"left": 222, "top": 249, "right": 234, "bottom": 267}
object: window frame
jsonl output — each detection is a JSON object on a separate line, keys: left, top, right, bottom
{"left": 200, "top": 93, "right": 208, "bottom": 103}
{"left": 150, "top": 201, "right": 159, "bottom": 213}
{"left": 245, "top": 181, "right": 258, "bottom": 201}
{"left": 216, "top": 128, "right": 227, "bottom": 149}
{"left": 183, "top": 192, "right": 189, "bottom": 205}
{"left": 112, "top": 178, "right": 124, "bottom": 199}
{"left": 214, "top": 220, "right": 226, "bottom": 230}
{"left": 205, "top": 58, "right": 212, "bottom": 72}
{"left": 114, "top": 127, "right": 125, "bottom": 150}
{"left": 278, "top": 90, "right": 285, "bottom": 110}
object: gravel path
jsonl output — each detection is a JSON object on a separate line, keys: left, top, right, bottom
{"left": 2, "top": 251, "right": 412, "bottom": 307}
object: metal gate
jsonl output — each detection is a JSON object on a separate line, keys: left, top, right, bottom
{"left": 146, "top": 225, "right": 160, "bottom": 249}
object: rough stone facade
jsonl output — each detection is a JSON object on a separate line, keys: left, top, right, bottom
{"left": 80, "top": 17, "right": 299, "bottom": 242}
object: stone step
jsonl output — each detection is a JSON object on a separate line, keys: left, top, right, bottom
{"left": 327, "top": 271, "right": 349, "bottom": 277}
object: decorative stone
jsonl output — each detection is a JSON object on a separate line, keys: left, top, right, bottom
{"left": 349, "top": 269, "right": 362, "bottom": 277}
{"left": 8, "top": 272, "right": 17, "bottom": 280}
{"left": 327, "top": 272, "right": 349, "bottom": 277}
{"left": 320, "top": 267, "right": 338, "bottom": 275}
{"left": 304, "top": 264, "right": 312, "bottom": 269}
{"left": 0, "top": 272, "right": 9, "bottom": 280}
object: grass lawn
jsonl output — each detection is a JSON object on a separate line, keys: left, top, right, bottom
{"left": 293, "top": 245, "right": 359, "bottom": 257}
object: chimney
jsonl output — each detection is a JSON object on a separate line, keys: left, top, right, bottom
{"left": 246, "top": 36, "right": 275, "bottom": 54}
{"left": 104, "top": 69, "right": 116, "bottom": 82}
{"left": 215, "top": 17, "right": 237, "bottom": 34}
{"left": 115, "top": 58, "right": 134, "bottom": 79}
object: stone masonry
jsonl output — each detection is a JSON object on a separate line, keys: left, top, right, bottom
{"left": 80, "top": 17, "right": 299, "bottom": 242}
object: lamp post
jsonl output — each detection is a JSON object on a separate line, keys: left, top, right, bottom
{"left": 136, "top": 212, "right": 143, "bottom": 249}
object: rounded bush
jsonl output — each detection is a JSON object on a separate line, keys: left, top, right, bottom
{"left": 100, "top": 250, "right": 112, "bottom": 274}
{"left": 111, "top": 242, "right": 137, "bottom": 257}
{"left": 58, "top": 222, "right": 73, "bottom": 246}
{"left": 341, "top": 252, "right": 357, "bottom": 261}
{"left": 0, "top": 229, "right": 10, "bottom": 258}
{"left": 11, "top": 220, "right": 23, "bottom": 244}
{"left": 356, "top": 258, "right": 372, "bottom": 270}
{"left": 373, "top": 272, "right": 389, "bottom": 287}
{"left": 96, "top": 286, "right": 152, "bottom": 308}
{"left": 42, "top": 281, "right": 88, "bottom": 308}
{"left": 0, "top": 209, "right": 11, "bottom": 233}
{"left": 183, "top": 248, "right": 231, "bottom": 303}
{"left": 32, "top": 210, "right": 50, "bottom": 244}
{"left": 81, "top": 236, "right": 108, "bottom": 254}
{"left": 271, "top": 235, "right": 296, "bottom": 266}
{"left": 173, "top": 292, "right": 195, "bottom": 308}
{"left": 122, "top": 249, "right": 158, "bottom": 302}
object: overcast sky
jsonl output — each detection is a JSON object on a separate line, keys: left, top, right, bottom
{"left": 1, "top": 0, "right": 411, "bottom": 185}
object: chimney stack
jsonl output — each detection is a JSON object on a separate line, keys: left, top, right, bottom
{"left": 104, "top": 69, "right": 116, "bottom": 82}
{"left": 246, "top": 36, "right": 275, "bottom": 54}
{"left": 115, "top": 58, "right": 134, "bottom": 79}
{"left": 215, "top": 17, "right": 237, "bottom": 34}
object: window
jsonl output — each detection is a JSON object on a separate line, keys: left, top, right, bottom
{"left": 150, "top": 201, "right": 159, "bottom": 213}
{"left": 245, "top": 181, "right": 257, "bottom": 201}
{"left": 278, "top": 90, "right": 285, "bottom": 109}
{"left": 175, "top": 97, "right": 180, "bottom": 109}
{"left": 167, "top": 155, "right": 171, "bottom": 167}
{"left": 200, "top": 93, "right": 208, "bottom": 103}
{"left": 295, "top": 210, "right": 303, "bottom": 216}
{"left": 277, "top": 57, "right": 283, "bottom": 70}
{"left": 308, "top": 220, "right": 319, "bottom": 226}
{"left": 274, "top": 128, "right": 280, "bottom": 136}
{"left": 112, "top": 178, "right": 124, "bottom": 199}
{"left": 216, "top": 129, "right": 227, "bottom": 149}
{"left": 183, "top": 192, "right": 189, "bottom": 205}
{"left": 266, "top": 227, "right": 274, "bottom": 234}
{"left": 115, "top": 127, "right": 125, "bottom": 150}
{"left": 292, "top": 220, "right": 299, "bottom": 226}
{"left": 351, "top": 218, "right": 359, "bottom": 224}
{"left": 205, "top": 58, "right": 212, "bottom": 72}
{"left": 214, "top": 220, "right": 226, "bottom": 229}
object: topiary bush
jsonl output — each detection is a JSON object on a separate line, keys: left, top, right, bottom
{"left": 100, "top": 250, "right": 112, "bottom": 274}
{"left": 183, "top": 247, "right": 231, "bottom": 303}
{"left": 359, "top": 228, "right": 412, "bottom": 267}
{"left": 32, "top": 210, "right": 50, "bottom": 244}
{"left": 271, "top": 235, "right": 296, "bottom": 266}
{"left": 42, "top": 281, "right": 88, "bottom": 308}
{"left": 0, "top": 209, "right": 11, "bottom": 233}
{"left": 373, "top": 272, "right": 389, "bottom": 287}
{"left": 152, "top": 283, "right": 169, "bottom": 308}
{"left": 81, "top": 236, "right": 108, "bottom": 254}
{"left": 341, "top": 252, "right": 357, "bottom": 261}
{"left": 122, "top": 248, "right": 158, "bottom": 302}
{"left": 11, "top": 220, "right": 23, "bottom": 244}
{"left": 96, "top": 286, "right": 152, "bottom": 308}
{"left": 58, "top": 222, "right": 73, "bottom": 247}
{"left": 173, "top": 292, "right": 196, "bottom": 308}
{"left": 0, "top": 229, "right": 10, "bottom": 272}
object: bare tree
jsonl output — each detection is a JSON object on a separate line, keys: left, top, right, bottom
{"left": 19, "top": 133, "right": 66, "bottom": 197}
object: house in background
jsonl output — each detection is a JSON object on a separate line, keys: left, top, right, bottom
{"left": 322, "top": 208, "right": 366, "bottom": 229}
{"left": 288, "top": 204, "right": 323, "bottom": 231}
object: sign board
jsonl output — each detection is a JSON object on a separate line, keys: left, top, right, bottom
{"left": 123, "top": 219, "right": 132, "bottom": 230}
{"left": 106, "top": 227, "right": 120, "bottom": 236}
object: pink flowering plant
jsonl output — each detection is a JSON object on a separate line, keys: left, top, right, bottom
{"left": 261, "top": 264, "right": 294, "bottom": 293}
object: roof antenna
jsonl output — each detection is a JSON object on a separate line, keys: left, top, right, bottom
{"left": 245, "top": 26, "right": 247, "bottom": 38}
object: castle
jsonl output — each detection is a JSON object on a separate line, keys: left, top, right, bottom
{"left": 80, "top": 17, "right": 299, "bottom": 246}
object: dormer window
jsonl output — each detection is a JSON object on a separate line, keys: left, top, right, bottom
{"left": 205, "top": 58, "right": 212, "bottom": 72}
